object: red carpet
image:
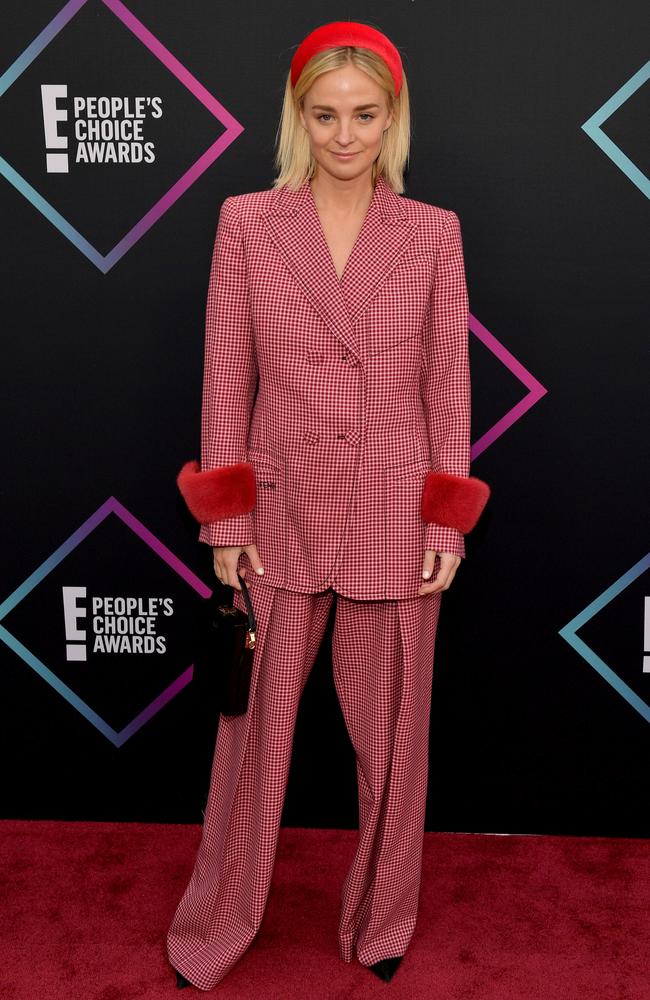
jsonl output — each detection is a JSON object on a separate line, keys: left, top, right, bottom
{"left": 1, "top": 821, "right": 647, "bottom": 999}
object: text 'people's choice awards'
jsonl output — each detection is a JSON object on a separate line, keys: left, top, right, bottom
{"left": 41, "top": 88, "right": 163, "bottom": 170}
{"left": 62, "top": 588, "right": 174, "bottom": 659}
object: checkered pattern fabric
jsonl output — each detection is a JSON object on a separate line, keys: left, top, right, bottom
{"left": 166, "top": 576, "right": 443, "bottom": 989}
{"left": 195, "top": 174, "right": 475, "bottom": 599}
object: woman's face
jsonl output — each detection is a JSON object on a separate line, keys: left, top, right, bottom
{"left": 299, "top": 64, "right": 393, "bottom": 182}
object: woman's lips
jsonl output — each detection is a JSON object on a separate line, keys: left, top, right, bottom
{"left": 331, "top": 151, "right": 358, "bottom": 158}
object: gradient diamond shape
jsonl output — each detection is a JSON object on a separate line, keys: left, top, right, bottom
{"left": 0, "top": 497, "right": 211, "bottom": 747}
{"left": 470, "top": 312, "right": 548, "bottom": 460}
{"left": 0, "top": 0, "right": 244, "bottom": 272}
{"left": 581, "top": 59, "right": 650, "bottom": 201}
{"left": 559, "top": 552, "right": 650, "bottom": 724}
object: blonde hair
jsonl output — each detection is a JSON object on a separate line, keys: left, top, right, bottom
{"left": 273, "top": 45, "right": 411, "bottom": 194}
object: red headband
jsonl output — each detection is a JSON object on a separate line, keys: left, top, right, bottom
{"left": 290, "top": 21, "right": 403, "bottom": 96}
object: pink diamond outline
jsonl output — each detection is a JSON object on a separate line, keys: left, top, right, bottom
{"left": 470, "top": 312, "right": 548, "bottom": 460}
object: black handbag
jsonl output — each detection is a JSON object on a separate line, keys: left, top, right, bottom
{"left": 201, "top": 572, "right": 257, "bottom": 717}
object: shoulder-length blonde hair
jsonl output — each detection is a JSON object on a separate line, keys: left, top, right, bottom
{"left": 273, "top": 44, "right": 411, "bottom": 194}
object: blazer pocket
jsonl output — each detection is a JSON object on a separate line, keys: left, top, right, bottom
{"left": 248, "top": 451, "right": 280, "bottom": 474}
{"left": 367, "top": 329, "right": 421, "bottom": 358}
{"left": 382, "top": 458, "right": 430, "bottom": 592}
{"left": 392, "top": 251, "right": 435, "bottom": 268}
{"left": 248, "top": 454, "right": 284, "bottom": 574}
{"left": 382, "top": 456, "right": 431, "bottom": 478}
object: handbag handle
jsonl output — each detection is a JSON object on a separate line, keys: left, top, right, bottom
{"left": 236, "top": 572, "right": 257, "bottom": 633}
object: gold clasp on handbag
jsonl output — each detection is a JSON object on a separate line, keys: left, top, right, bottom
{"left": 245, "top": 629, "right": 256, "bottom": 649}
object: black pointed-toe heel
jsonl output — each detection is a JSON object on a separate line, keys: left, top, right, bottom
{"left": 369, "top": 956, "right": 403, "bottom": 982}
{"left": 175, "top": 968, "right": 191, "bottom": 988}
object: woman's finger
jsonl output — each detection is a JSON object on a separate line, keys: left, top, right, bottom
{"left": 213, "top": 555, "right": 226, "bottom": 585}
{"left": 223, "top": 555, "right": 243, "bottom": 590}
{"left": 418, "top": 556, "right": 459, "bottom": 595}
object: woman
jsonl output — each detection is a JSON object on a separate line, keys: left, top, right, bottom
{"left": 168, "top": 20, "right": 490, "bottom": 990}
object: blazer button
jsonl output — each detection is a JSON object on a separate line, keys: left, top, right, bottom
{"left": 336, "top": 430, "right": 360, "bottom": 444}
{"left": 303, "top": 430, "right": 320, "bottom": 444}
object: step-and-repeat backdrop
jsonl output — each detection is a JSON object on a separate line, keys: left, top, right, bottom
{"left": 1, "top": 1, "right": 647, "bottom": 834}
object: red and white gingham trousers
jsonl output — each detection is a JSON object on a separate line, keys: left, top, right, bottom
{"left": 166, "top": 575, "right": 442, "bottom": 990}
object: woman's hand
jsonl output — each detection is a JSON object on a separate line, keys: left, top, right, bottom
{"left": 418, "top": 550, "right": 461, "bottom": 596}
{"left": 212, "top": 544, "right": 264, "bottom": 590}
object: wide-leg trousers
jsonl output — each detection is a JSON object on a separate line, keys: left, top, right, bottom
{"left": 166, "top": 575, "right": 442, "bottom": 991}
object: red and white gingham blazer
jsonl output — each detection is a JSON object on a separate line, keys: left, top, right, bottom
{"left": 177, "top": 173, "right": 489, "bottom": 600}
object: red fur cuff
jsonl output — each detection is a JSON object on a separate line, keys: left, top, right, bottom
{"left": 176, "top": 460, "right": 256, "bottom": 523}
{"left": 421, "top": 472, "right": 490, "bottom": 534}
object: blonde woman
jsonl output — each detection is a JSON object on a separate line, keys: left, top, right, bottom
{"left": 168, "top": 20, "right": 490, "bottom": 990}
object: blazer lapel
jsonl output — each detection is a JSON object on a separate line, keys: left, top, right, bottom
{"left": 261, "top": 174, "right": 419, "bottom": 359}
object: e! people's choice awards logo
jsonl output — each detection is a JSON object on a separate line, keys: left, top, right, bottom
{"left": 62, "top": 588, "right": 174, "bottom": 658}
{"left": 0, "top": 0, "right": 244, "bottom": 271}
{"left": 0, "top": 497, "right": 211, "bottom": 747}
{"left": 42, "top": 89, "right": 163, "bottom": 171}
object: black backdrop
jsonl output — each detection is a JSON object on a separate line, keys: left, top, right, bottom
{"left": 1, "top": 0, "right": 648, "bottom": 835}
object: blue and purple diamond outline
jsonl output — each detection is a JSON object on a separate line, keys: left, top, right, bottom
{"left": 581, "top": 59, "right": 650, "bottom": 202}
{"left": 0, "top": 0, "right": 244, "bottom": 272}
{"left": 0, "top": 497, "right": 212, "bottom": 747}
{"left": 559, "top": 552, "right": 650, "bottom": 725}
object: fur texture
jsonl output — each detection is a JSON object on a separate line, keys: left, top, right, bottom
{"left": 421, "top": 472, "right": 490, "bottom": 534}
{"left": 176, "top": 460, "right": 255, "bottom": 523}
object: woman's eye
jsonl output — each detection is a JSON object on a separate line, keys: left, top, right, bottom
{"left": 317, "top": 113, "right": 374, "bottom": 122}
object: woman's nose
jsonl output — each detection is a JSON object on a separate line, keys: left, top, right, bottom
{"left": 335, "top": 123, "right": 355, "bottom": 142}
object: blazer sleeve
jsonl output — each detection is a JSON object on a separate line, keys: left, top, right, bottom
{"left": 420, "top": 209, "right": 490, "bottom": 557}
{"left": 176, "top": 195, "right": 259, "bottom": 548}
